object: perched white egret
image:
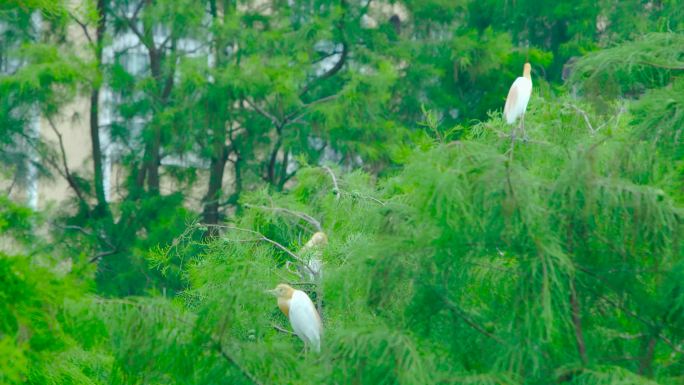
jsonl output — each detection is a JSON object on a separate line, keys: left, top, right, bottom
{"left": 503, "top": 62, "right": 533, "bottom": 138}
{"left": 268, "top": 283, "right": 322, "bottom": 352}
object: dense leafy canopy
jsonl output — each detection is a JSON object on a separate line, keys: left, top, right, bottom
{"left": 1, "top": 0, "right": 683, "bottom": 384}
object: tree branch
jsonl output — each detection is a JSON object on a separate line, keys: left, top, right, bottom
{"left": 46, "top": 117, "right": 88, "bottom": 206}
{"left": 284, "top": 93, "right": 339, "bottom": 125}
{"left": 68, "top": 12, "right": 94, "bottom": 46}
{"left": 202, "top": 224, "right": 315, "bottom": 275}
{"left": 117, "top": 0, "right": 151, "bottom": 52}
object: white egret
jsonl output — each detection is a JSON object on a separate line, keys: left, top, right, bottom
{"left": 504, "top": 62, "right": 533, "bottom": 138}
{"left": 268, "top": 283, "right": 322, "bottom": 353}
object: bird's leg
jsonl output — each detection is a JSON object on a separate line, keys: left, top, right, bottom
{"left": 521, "top": 113, "right": 528, "bottom": 142}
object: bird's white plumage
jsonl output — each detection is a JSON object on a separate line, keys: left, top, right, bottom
{"left": 503, "top": 76, "right": 532, "bottom": 124}
{"left": 288, "top": 289, "right": 322, "bottom": 352}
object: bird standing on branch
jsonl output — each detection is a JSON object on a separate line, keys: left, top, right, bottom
{"left": 267, "top": 284, "right": 322, "bottom": 353}
{"left": 503, "top": 62, "right": 533, "bottom": 139}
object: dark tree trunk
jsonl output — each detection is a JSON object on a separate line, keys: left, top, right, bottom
{"left": 266, "top": 135, "right": 281, "bottom": 186}
{"left": 202, "top": 140, "right": 227, "bottom": 226}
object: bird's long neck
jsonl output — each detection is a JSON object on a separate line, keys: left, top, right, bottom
{"left": 523, "top": 64, "right": 531, "bottom": 80}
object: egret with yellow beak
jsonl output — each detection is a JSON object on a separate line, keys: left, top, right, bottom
{"left": 267, "top": 283, "right": 322, "bottom": 352}
{"left": 504, "top": 62, "right": 533, "bottom": 139}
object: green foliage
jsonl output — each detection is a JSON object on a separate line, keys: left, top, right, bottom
{"left": 0, "top": 197, "right": 112, "bottom": 385}
{"left": 570, "top": 33, "right": 684, "bottom": 98}
{"left": 72, "top": 94, "right": 681, "bottom": 384}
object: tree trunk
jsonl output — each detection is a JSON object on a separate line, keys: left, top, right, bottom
{"left": 91, "top": 0, "right": 110, "bottom": 216}
{"left": 266, "top": 135, "right": 281, "bottom": 185}
{"left": 202, "top": 140, "right": 227, "bottom": 227}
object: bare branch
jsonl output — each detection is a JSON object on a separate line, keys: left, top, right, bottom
{"left": 322, "top": 166, "right": 340, "bottom": 200}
